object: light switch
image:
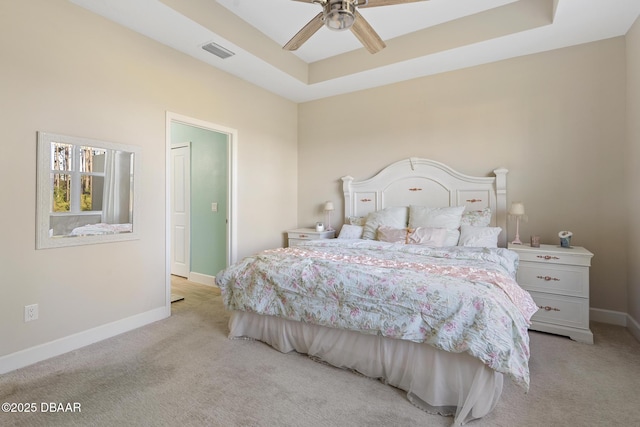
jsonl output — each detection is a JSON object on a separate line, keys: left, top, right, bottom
{"left": 211, "top": 202, "right": 218, "bottom": 212}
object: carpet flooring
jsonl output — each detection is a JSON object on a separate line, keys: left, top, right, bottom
{"left": 1, "top": 277, "right": 639, "bottom": 426}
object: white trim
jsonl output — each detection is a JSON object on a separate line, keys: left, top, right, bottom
{"left": 590, "top": 307, "right": 628, "bottom": 326}
{"left": 529, "top": 320, "right": 593, "bottom": 344}
{"left": 627, "top": 315, "right": 640, "bottom": 342}
{"left": 188, "top": 272, "right": 218, "bottom": 287}
{"left": 589, "top": 308, "right": 640, "bottom": 343}
{"left": 165, "top": 116, "right": 173, "bottom": 310}
{"left": 171, "top": 142, "right": 191, "bottom": 149}
{"left": 165, "top": 112, "right": 238, "bottom": 309}
{"left": 0, "top": 306, "right": 169, "bottom": 374}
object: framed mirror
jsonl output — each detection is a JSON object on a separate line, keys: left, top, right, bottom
{"left": 36, "top": 132, "right": 141, "bottom": 249}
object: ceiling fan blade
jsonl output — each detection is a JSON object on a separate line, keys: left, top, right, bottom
{"left": 358, "top": 0, "right": 428, "bottom": 8}
{"left": 350, "top": 10, "right": 386, "bottom": 54}
{"left": 283, "top": 12, "right": 324, "bottom": 51}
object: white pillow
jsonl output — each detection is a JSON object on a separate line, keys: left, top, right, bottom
{"left": 458, "top": 225, "right": 502, "bottom": 248}
{"left": 407, "top": 227, "right": 448, "bottom": 247}
{"left": 338, "top": 224, "right": 364, "bottom": 239}
{"left": 443, "top": 229, "right": 461, "bottom": 246}
{"left": 408, "top": 205, "right": 465, "bottom": 246}
{"left": 461, "top": 208, "right": 492, "bottom": 227}
{"left": 362, "top": 207, "right": 409, "bottom": 240}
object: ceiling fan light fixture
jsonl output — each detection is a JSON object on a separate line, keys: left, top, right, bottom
{"left": 325, "top": 0, "right": 356, "bottom": 31}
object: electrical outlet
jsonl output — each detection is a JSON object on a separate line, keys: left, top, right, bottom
{"left": 24, "top": 304, "right": 38, "bottom": 322}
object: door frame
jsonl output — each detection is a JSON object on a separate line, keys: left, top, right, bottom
{"left": 165, "top": 112, "right": 238, "bottom": 307}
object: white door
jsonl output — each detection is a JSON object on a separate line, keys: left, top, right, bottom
{"left": 171, "top": 143, "right": 190, "bottom": 278}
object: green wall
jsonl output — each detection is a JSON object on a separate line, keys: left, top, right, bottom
{"left": 171, "top": 122, "right": 228, "bottom": 277}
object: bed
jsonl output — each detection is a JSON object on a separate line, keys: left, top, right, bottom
{"left": 70, "top": 222, "right": 132, "bottom": 236}
{"left": 216, "top": 158, "right": 536, "bottom": 425}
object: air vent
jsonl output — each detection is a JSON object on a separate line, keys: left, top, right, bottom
{"left": 202, "top": 42, "right": 235, "bottom": 59}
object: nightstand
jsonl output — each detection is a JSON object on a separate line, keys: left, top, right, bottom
{"left": 508, "top": 243, "right": 594, "bottom": 344}
{"left": 287, "top": 228, "right": 335, "bottom": 247}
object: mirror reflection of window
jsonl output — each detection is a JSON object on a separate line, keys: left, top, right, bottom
{"left": 50, "top": 143, "right": 108, "bottom": 214}
{"left": 36, "top": 132, "right": 140, "bottom": 249}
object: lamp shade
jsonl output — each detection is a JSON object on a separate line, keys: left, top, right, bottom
{"left": 324, "top": 201, "right": 335, "bottom": 211}
{"left": 509, "top": 202, "right": 525, "bottom": 216}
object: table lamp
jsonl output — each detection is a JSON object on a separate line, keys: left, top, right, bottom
{"left": 324, "top": 201, "right": 335, "bottom": 231}
{"left": 508, "top": 202, "right": 527, "bottom": 245}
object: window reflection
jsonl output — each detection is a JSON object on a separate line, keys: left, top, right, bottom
{"left": 37, "top": 132, "right": 140, "bottom": 249}
{"left": 50, "top": 143, "right": 109, "bottom": 215}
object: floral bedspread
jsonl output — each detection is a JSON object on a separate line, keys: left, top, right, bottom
{"left": 217, "top": 239, "right": 537, "bottom": 389}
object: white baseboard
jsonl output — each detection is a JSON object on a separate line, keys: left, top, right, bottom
{"left": 627, "top": 315, "right": 640, "bottom": 342}
{"left": 590, "top": 307, "right": 628, "bottom": 326}
{"left": 188, "top": 271, "right": 217, "bottom": 287}
{"left": 0, "top": 306, "right": 170, "bottom": 375}
{"left": 590, "top": 308, "right": 640, "bottom": 343}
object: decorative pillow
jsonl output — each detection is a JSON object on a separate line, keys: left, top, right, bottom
{"left": 458, "top": 225, "right": 502, "bottom": 248}
{"left": 407, "top": 227, "right": 448, "bottom": 247}
{"left": 362, "top": 207, "right": 409, "bottom": 240}
{"left": 376, "top": 226, "right": 448, "bottom": 247}
{"left": 376, "top": 226, "right": 408, "bottom": 243}
{"left": 408, "top": 205, "right": 465, "bottom": 246}
{"left": 349, "top": 216, "right": 366, "bottom": 226}
{"left": 338, "top": 224, "right": 364, "bottom": 239}
{"left": 461, "top": 208, "right": 492, "bottom": 227}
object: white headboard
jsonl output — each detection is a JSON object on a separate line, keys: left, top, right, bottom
{"left": 341, "top": 157, "right": 509, "bottom": 247}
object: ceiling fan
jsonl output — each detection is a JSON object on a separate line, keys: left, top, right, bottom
{"left": 284, "top": 0, "right": 427, "bottom": 54}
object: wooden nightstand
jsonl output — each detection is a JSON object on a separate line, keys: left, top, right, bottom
{"left": 287, "top": 228, "right": 335, "bottom": 247}
{"left": 508, "top": 243, "right": 594, "bottom": 344}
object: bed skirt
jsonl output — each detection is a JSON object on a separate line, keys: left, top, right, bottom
{"left": 228, "top": 311, "right": 503, "bottom": 426}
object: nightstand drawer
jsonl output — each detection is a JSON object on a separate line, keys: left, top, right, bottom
{"left": 513, "top": 244, "right": 592, "bottom": 267}
{"left": 517, "top": 262, "right": 589, "bottom": 297}
{"left": 528, "top": 291, "right": 590, "bottom": 330}
{"left": 287, "top": 228, "right": 335, "bottom": 247}
{"left": 289, "top": 231, "right": 319, "bottom": 240}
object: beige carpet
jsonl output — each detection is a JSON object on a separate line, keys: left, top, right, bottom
{"left": 1, "top": 277, "right": 640, "bottom": 427}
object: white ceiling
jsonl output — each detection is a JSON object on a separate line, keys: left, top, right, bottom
{"left": 70, "top": 0, "right": 640, "bottom": 103}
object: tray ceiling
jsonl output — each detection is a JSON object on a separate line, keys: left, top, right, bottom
{"left": 70, "top": 0, "right": 640, "bottom": 102}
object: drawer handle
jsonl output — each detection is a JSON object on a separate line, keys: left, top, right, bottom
{"left": 360, "top": 198, "right": 372, "bottom": 202}
{"left": 537, "top": 255, "right": 560, "bottom": 260}
{"left": 409, "top": 188, "right": 423, "bottom": 192}
{"left": 537, "top": 275, "right": 560, "bottom": 282}
{"left": 299, "top": 234, "right": 308, "bottom": 238}
{"left": 539, "top": 305, "right": 560, "bottom": 312}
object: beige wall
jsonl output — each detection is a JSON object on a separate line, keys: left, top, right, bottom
{"left": 0, "top": 0, "right": 297, "bottom": 361}
{"left": 298, "top": 37, "right": 628, "bottom": 314}
{"left": 627, "top": 16, "right": 640, "bottom": 328}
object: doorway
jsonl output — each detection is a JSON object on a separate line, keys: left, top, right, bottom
{"left": 165, "top": 112, "right": 237, "bottom": 307}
